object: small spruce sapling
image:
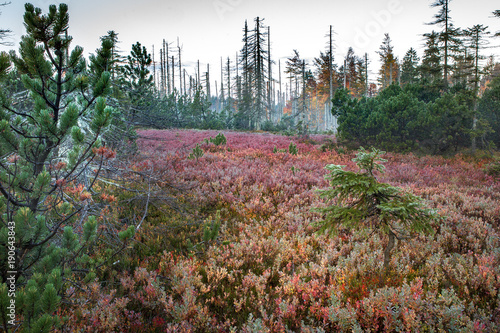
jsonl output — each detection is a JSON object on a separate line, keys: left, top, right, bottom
{"left": 314, "top": 147, "right": 439, "bottom": 270}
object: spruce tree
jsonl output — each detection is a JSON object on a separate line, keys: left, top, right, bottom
{"left": 478, "top": 75, "right": 500, "bottom": 148}
{"left": 313, "top": 51, "right": 337, "bottom": 99}
{"left": 428, "top": 0, "right": 461, "bottom": 91}
{"left": 378, "top": 33, "right": 399, "bottom": 89}
{"left": 250, "top": 17, "right": 268, "bottom": 126}
{"left": 236, "top": 20, "right": 253, "bottom": 129}
{"left": 89, "top": 31, "right": 123, "bottom": 89}
{"left": 352, "top": 50, "right": 367, "bottom": 97}
{"left": 0, "top": 4, "right": 131, "bottom": 332}
{"left": 464, "top": 24, "right": 490, "bottom": 152}
{"left": 400, "top": 48, "right": 420, "bottom": 85}
{"left": 450, "top": 41, "right": 474, "bottom": 88}
{"left": 236, "top": 17, "right": 269, "bottom": 129}
{"left": 101, "top": 31, "right": 122, "bottom": 80}
{"left": 342, "top": 47, "right": 365, "bottom": 97}
{"left": 315, "top": 148, "right": 438, "bottom": 270}
{"left": 89, "top": 36, "right": 115, "bottom": 85}
{"left": 418, "top": 31, "right": 445, "bottom": 102}
{"left": 420, "top": 31, "right": 442, "bottom": 83}
{"left": 123, "top": 42, "right": 154, "bottom": 96}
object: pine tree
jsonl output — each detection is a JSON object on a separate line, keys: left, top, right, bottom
{"left": 90, "top": 34, "right": 137, "bottom": 156}
{"left": 100, "top": 30, "right": 122, "bottom": 81}
{"left": 89, "top": 36, "right": 114, "bottom": 83}
{"left": 124, "top": 42, "right": 153, "bottom": 92}
{"left": 0, "top": 4, "right": 131, "bottom": 331}
{"left": 315, "top": 148, "right": 438, "bottom": 270}
{"left": 123, "top": 41, "right": 154, "bottom": 122}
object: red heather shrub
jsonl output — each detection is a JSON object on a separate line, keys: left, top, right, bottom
{"left": 75, "top": 129, "right": 500, "bottom": 332}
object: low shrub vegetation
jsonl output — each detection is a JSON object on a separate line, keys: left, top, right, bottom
{"left": 39, "top": 129, "right": 499, "bottom": 332}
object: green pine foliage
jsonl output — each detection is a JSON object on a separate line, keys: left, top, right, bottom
{"left": 273, "top": 145, "right": 286, "bottom": 153}
{"left": 203, "top": 210, "right": 221, "bottom": 245}
{"left": 0, "top": 4, "right": 131, "bottom": 332}
{"left": 210, "top": 133, "right": 227, "bottom": 146}
{"left": 425, "top": 91, "right": 474, "bottom": 152}
{"left": 333, "top": 83, "right": 477, "bottom": 153}
{"left": 188, "top": 143, "right": 204, "bottom": 161}
{"left": 314, "top": 147, "right": 439, "bottom": 270}
{"left": 90, "top": 31, "right": 138, "bottom": 156}
{"left": 123, "top": 42, "right": 154, "bottom": 92}
{"left": 288, "top": 142, "right": 298, "bottom": 155}
{"left": 272, "top": 142, "right": 298, "bottom": 155}
{"left": 333, "top": 19, "right": 497, "bottom": 155}
{"left": 121, "top": 41, "right": 156, "bottom": 127}
{"left": 186, "top": 87, "right": 222, "bottom": 129}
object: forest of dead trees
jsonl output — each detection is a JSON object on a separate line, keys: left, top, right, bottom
{"left": 134, "top": 5, "right": 500, "bottom": 134}
{"left": 148, "top": 18, "right": 359, "bottom": 132}
{"left": 3, "top": 2, "right": 500, "bottom": 138}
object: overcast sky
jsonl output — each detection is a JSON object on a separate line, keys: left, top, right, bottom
{"left": 1, "top": 0, "right": 499, "bottom": 87}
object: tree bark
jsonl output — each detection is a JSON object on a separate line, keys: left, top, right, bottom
{"left": 384, "top": 229, "right": 396, "bottom": 270}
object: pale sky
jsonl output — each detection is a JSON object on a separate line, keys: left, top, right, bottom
{"left": 1, "top": 0, "right": 499, "bottom": 88}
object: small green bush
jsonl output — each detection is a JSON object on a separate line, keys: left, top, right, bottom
{"left": 288, "top": 142, "right": 298, "bottom": 155}
{"left": 484, "top": 159, "right": 500, "bottom": 177}
{"left": 188, "top": 144, "right": 204, "bottom": 160}
{"left": 210, "top": 133, "right": 227, "bottom": 146}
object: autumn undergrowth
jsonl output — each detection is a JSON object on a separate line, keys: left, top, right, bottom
{"left": 62, "top": 129, "right": 500, "bottom": 332}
